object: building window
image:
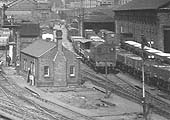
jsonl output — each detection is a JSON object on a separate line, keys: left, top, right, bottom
{"left": 23, "top": 59, "right": 27, "bottom": 71}
{"left": 120, "top": 26, "right": 124, "bottom": 33}
{"left": 44, "top": 66, "right": 49, "bottom": 77}
{"left": 30, "top": 61, "right": 35, "bottom": 75}
{"left": 70, "top": 65, "right": 75, "bottom": 77}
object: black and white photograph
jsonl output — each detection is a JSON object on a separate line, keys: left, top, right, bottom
{"left": 0, "top": 0, "right": 169, "bottom": 120}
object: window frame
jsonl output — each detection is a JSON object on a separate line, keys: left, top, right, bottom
{"left": 70, "top": 65, "right": 75, "bottom": 77}
{"left": 44, "top": 66, "right": 50, "bottom": 77}
{"left": 30, "top": 61, "right": 35, "bottom": 75}
{"left": 23, "top": 59, "right": 27, "bottom": 71}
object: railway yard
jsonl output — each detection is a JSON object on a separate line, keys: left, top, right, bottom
{"left": 0, "top": 25, "right": 168, "bottom": 120}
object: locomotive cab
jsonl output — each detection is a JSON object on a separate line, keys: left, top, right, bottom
{"left": 90, "top": 42, "right": 116, "bottom": 73}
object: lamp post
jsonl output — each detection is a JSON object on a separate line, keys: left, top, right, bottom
{"left": 141, "top": 34, "right": 147, "bottom": 120}
{"left": 80, "top": 0, "right": 84, "bottom": 36}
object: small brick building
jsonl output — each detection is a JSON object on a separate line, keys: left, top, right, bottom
{"left": 20, "top": 32, "right": 80, "bottom": 87}
{"left": 114, "top": 0, "right": 170, "bottom": 52}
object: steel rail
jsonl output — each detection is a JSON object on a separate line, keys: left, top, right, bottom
{"left": 0, "top": 72, "right": 96, "bottom": 120}
{"left": 80, "top": 69, "right": 170, "bottom": 119}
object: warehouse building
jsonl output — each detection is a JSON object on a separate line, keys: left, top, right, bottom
{"left": 114, "top": 0, "right": 170, "bottom": 52}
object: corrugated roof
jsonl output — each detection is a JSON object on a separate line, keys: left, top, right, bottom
{"left": 21, "top": 40, "right": 56, "bottom": 57}
{"left": 115, "top": 0, "right": 170, "bottom": 11}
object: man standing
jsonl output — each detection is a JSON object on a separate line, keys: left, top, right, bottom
{"left": 0, "top": 60, "right": 3, "bottom": 73}
{"left": 6, "top": 55, "right": 11, "bottom": 66}
{"left": 27, "top": 68, "right": 31, "bottom": 83}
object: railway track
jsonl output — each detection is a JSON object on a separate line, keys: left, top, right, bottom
{"left": 0, "top": 72, "right": 96, "bottom": 120}
{"left": 80, "top": 67, "right": 170, "bottom": 119}
{"left": 0, "top": 80, "right": 58, "bottom": 120}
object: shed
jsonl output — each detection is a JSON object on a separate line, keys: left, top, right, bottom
{"left": 20, "top": 38, "right": 80, "bottom": 87}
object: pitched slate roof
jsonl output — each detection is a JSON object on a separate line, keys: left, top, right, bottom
{"left": 21, "top": 40, "right": 56, "bottom": 57}
{"left": 20, "top": 23, "right": 40, "bottom": 37}
{"left": 115, "top": 0, "right": 170, "bottom": 11}
{"left": 84, "top": 11, "right": 114, "bottom": 22}
{"left": 7, "top": 0, "right": 37, "bottom": 8}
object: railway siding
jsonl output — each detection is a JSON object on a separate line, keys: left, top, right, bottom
{"left": 0, "top": 71, "right": 96, "bottom": 120}
{"left": 80, "top": 68, "right": 170, "bottom": 119}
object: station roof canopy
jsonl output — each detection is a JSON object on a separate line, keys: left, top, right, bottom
{"left": 115, "top": 0, "right": 170, "bottom": 11}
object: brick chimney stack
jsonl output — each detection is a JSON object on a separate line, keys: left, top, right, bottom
{"left": 55, "top": 30, "right": 63, "bottom": 51}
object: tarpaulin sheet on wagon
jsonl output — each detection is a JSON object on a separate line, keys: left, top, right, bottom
{"left": 125, "top": 54, "right": 142, "bottom": 69}
{"left": 116, "top": 50, "right": 132, "bottom": 64}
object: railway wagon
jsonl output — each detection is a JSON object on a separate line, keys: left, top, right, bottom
{"left": 67, "top": 27, "right": 80, "bottom": 42}
{"left": 116, "top": 49, "right": 142, "bottom": 77}
{"left": 72, "top": 37, "right": 92, "bottom": 58}
{"left": 150, "top": 63, "right": 170, "bottom": 92}
{"left": 84, "top": 29, "right": 96, "bottom": 39}
{"left": 116, "top": 48, "right": 170, "bottom": 93}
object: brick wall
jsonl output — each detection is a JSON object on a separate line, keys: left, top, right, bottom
{"left": 53, "top": 51, "right": 67, "bottom": 86}
{"left": 63, "top": 46, "right": 80, "bottom": 85}
{"left": 37, "top": 46, "right": 57, "bottom": 87}
{"left": 20, "top": 52, "right": 38, "bottom": 80}
{"left": 115, "top": 10, "right": 164, "bottom": 50}
{"left": 20, "top": 43, "right": 80, "bottom": 87}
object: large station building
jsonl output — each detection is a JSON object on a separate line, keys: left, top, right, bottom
{"left": 114, "top": 0, "right": 170, "bottom": 52}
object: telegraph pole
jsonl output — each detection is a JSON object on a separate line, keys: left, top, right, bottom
{"left": 2, "top": 4, "right": 8, "bottom": 66}
{"left": 80, "top": 0, "right": 84, "bottom": 36}
{"left": 2, "top": 4, "right": 20, "bottom": 66}
{"left": 141, "top": 34, "right": 147, "bottom": 120}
